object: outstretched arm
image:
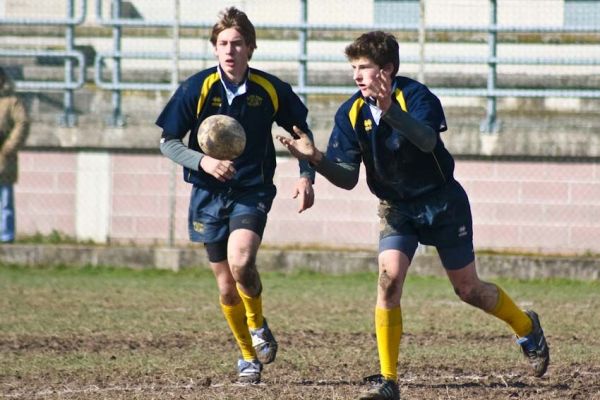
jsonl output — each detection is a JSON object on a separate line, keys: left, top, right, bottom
{"left": 277, "top": 126, "right": 360, "bottom": 190}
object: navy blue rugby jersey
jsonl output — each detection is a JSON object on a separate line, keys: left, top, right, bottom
{"left": 156, "top": 66, "right": 314, "bottom": 189}
{"left": 326, "top": 76, "right": 455, "bottom": 201}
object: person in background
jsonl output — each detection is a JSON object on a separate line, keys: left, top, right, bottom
{"left": 0, "top": 67, "right": 30, "bottom": 243}
{"left": 156, "top": 7, "right": 315, "bottom": 384}
{"left": 277, "top": 31, "right": 549, "bottom": 400}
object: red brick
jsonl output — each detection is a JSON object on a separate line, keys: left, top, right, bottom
{"left": 544, "top": 204, "right": 600, "bottom": 226}
{"left": 519, "top": 225, "right": 569, "bottom": 249}
{"left": 473, "top": 224, "right": 520, "bottom": 249}
{"left": 17, "top": 172, "right": 59, "bottom": 192}
{"left": 134, "top": 217, "right": 170, "bottom": 239}
{"left": 494, "top": 203, "right": 545, "bottom": 225}
{"left": 465, "top": 181, "right": 521, "bottom": 203}
{"left": 470, "top": 202, "right": 498, "bottom": 224}
{"left": 112, "top": 195, "right": 164, "bottom": 216}
{"left": 112, "top": 154, "right": 172, "bottom": 174}
{"left": 454, "top": 160, "right": 497, "bottom": 180}
{"left": 110, "top": 216, "right": 137, "bottom": 236}
{"left": 522, "top": 182, "right": 569, "bottom": 204}
{"left": 30, "top": 152, "right": 77, "bottom": 172}
{"left": 570, "top": 183, "right": 600, "bottom": 205}
{"left": 56, "top": 172, "right": 77, "bottom": 192}
{"left": 571, "top": 226, "right": 600, "bottom": 249}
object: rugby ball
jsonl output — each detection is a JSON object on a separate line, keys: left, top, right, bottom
{"left": 198, "top": 114, "right": 246, "bottom": 160}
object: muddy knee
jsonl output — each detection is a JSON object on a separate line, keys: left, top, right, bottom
{"left": 231, "top": 259, "right": 261, "bottom": 296}
{"left": 379, "top": 270, "right": 399, "bottom": 300}
{"left": 454, "top": 285, "right": 486, "bottom": 308}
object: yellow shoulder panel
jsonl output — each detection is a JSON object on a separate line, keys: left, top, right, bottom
{"left": 348, "top": 97, "right": 365, "bottom": 129}
{"left": 249, "top": 73, "right": 279, "bottom": 116}
{"left": 196, "top": 72, "right": 220, "bottom": 116}
{"left": 394, "top": 88, "right": 408, "bottom": 112}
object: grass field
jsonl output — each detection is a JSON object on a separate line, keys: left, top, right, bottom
{"left": 1, "top": 263, "right": 599, "bottom": 399}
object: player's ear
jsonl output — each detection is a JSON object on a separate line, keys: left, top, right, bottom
{"left": 382, "top": 63, "right": 394, "bottom": 77}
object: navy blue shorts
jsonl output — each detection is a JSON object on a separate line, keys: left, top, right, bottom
{"left": 378, "top": 180, "right": 475, "bottom": 270}
{"left": 188, "top": 184, "right": 277, "bottom": 243}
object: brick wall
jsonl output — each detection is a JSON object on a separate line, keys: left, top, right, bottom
{"left": 15, "top": 151, "right": 600, "bottom": 255}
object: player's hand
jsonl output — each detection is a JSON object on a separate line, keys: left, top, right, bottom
{"left": 199, "top": 156, "right": 236, "bottom": 182}
{"left": 369, "top": 69, "right": 392, "bottom": 112}
{"left": 293, "top": 176, "right": 314, "bottom": 213}
{"left": 276, "top": 126, "right": 322, "bottom": 165}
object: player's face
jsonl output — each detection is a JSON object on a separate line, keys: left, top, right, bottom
{"left": 350, "top": 57, "right": 382, "bottom": 98}
{"left": 214, "top": 27, "right": 252, "bottom": 84}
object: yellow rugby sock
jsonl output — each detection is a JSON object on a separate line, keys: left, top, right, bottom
{"left": 487, "top": 284, "right": 533, "bottom": 337}
{"left": 237, "top": 284, "right": 264, "bottom": 330}
{"left": 375, "top": 306, "right": 403, "bottom": 381}
{"left": 220, "top": 301, "right": 256, "bottom": 361}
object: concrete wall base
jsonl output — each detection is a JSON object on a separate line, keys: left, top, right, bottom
{"left": 0, "top": 244, "right": 598, "bottom": 281}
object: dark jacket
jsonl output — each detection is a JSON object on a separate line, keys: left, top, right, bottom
{"left": 0, "top": 73, "right": 30, "bottom": 185}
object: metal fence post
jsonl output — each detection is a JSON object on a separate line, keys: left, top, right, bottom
{"left": 110, "top": 0, "right": 125, "bottom": 127}
{"left": 481, "top": 0, "right": 499, "bottom": 133}
{"left": 418, "top": 0, "right": 426, "bottom": 84}
{"left": 167, "top": 0, "right": 181, "bottom": 247}
{"left": 60, "top": 0, "right": 77, "bottom": 127}
{"left": 298, "top": 0, "right": 308, "bottom": 105}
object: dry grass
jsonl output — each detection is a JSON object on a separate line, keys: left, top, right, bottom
{"left": 1, "top": 265, "right": 599, "bottom": 399}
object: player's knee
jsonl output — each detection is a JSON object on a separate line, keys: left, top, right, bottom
{"left": 230, "top": 261, "right": 255, "bottom": 283}
{"left": 454, "top": 284, "right": 479, "bottom": 306}
{"left": 229, "top": 248, "right": 255, "bottom": 274}
{"left": 230, "top": 253, "right": 260, "bottom": 290}
{"left": 379, "top": 269, "right": 400, "bottom": 300}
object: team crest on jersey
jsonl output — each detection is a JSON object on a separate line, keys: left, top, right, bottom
{"left": 211, "top": 97, "right": 222, "bottom": 107}
{"left": 257, "top": 201, "right": 266, "bottom": 213}
{"left": 247, "top": 95, "right": 263, "bottom": 107}
{"left": 364, "top": 119, "right": 373, "bottom": 132}
{"left": 193, "top": 221, "right": 204, "bottom": 233}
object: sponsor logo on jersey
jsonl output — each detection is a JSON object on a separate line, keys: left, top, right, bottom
{"left": 257, "top": 201, "right": 266, "bottom": 213}
{"left": 247, "top": 94, "right": 263, "bottom": 107}
{"left": 193, "top": 221, "right": 204, "bottom": 233}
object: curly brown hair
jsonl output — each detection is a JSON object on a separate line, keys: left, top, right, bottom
{"left": 344, "top": 31, "right": 400, "bottom": 77}
{"left": 210, "top": 7, "right": 257, "bottom": 60}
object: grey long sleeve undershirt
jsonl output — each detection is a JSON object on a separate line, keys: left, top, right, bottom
{"left": 313, "top": 157, "right": 359, "bottom": 190}
{"left": 160, "top": 138, "right": 203, "bottom": 171}
{"left": 311, "top": 103, "right": 438, "bottom": 189}
{"left": 161, "top": 138, "right": 317, "bottom": 182}
{"left": 381, "top": 102, "right": 437, "bottom": 152}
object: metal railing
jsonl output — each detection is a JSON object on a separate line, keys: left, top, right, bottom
{"left": 2, "top": 0, "right": 600, "bottom": 131}
{"left": 0, "top": 0, "right": 87, "bottom": 126}
{"left": 93, "top": 0, "right": 600, "bottom": 132}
